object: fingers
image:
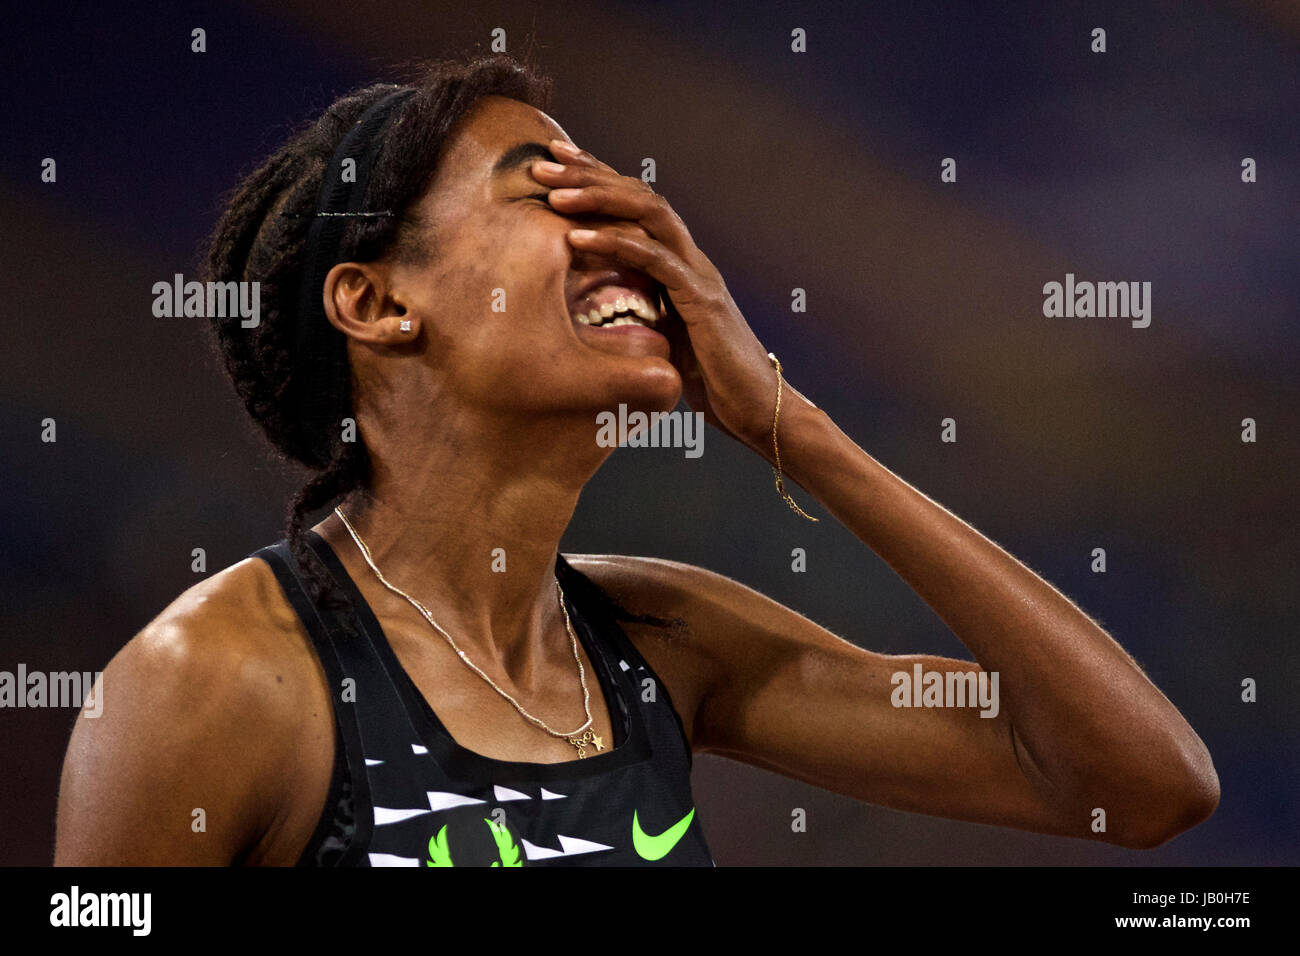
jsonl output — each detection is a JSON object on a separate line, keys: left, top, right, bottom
{"left": 568, "top": 223, "right": 700, "bottom": 376}
{"left": 532, "top": 149, "right": 700, "bottom": 264}
{"left": 534, "top": 143, "right": 649, "bottom": 194}
{"left": 554, "top": 183, "right": 700, "bottom": 267}
{"left": 531, "top": 162, "right": 652, "bottom": 203}
{"left": 540, "top": 141, "right": 722, "bottom": 311}
{"left": 548, "top": 139, "right": 614, "bottom": 173}
{"left": 565, "top": 226, "right": 700, "bottom": 306}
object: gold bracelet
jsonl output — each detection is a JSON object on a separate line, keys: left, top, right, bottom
{"left": 767, "top": 352, "right": 818, "bottom": 521}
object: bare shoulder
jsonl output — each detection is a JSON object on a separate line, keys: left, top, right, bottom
{"left": 562, "top": 553, "right": 876, "bottom": 761}
{"left": 563, "top": 552, "right": 716, "bottom": 610}
{"left": 563, "top": 552, "right": 825, "bottom": 654}
{"left": 562, "top": 552, "right": 743, "bottom": 646}
{"left": 108, "top": 555, "right": 319, "bottom": 722}
{"left": 561, "top": 553, "right": 787, "bottom": 750}
{"left": 55, "top": 555, "right": 331, "bottom": 865}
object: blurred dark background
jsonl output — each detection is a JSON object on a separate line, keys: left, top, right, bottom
{"left": 2, "top": 0, "right": 1296, "bottom": 865}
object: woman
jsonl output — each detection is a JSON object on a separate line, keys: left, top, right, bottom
{"left": 54, "top": 55, "right": 1218, "bottom": 866}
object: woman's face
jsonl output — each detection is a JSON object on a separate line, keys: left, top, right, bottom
{"left": 381, "top": 94, "right": 684, "bottom": 427}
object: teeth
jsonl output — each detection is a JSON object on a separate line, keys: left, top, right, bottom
{"left": 571, "top": 290, "right": 661, "bottom": 327}
{"left": 628, "top": 295, "right": 658, "bottom": 323}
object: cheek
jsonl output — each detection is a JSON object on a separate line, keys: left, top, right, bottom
{"left": 500, "top": 222, "right": 571, "bottom": 309}
{"left": 449, "top": 213, "right": 569, "bottom": 318}
{"left": 435, "top": 243, "right": 574, "bottom": 383}
{"left": 412, "top": 209, "right": 581, "bottom": 396}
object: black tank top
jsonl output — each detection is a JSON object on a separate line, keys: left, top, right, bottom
{"left": 252, "top": 531, "right": 714, "bottom": 867}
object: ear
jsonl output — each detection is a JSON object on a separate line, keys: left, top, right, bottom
{"left": 321, "top": 260, "right": 418, "bottom": 343}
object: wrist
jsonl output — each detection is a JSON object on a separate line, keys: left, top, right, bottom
{"left": 766, "top": 389, "right": 829, "bottom": 470}
{"left": 744, "top": 360, "right": 829, "bottom": 472}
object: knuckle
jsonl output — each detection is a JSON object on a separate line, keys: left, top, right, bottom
{"left": 698, "top": 282, "right": 727, "bottom": 308}
{"left": 620, "top": 229, "right": 652, "bottom": 252}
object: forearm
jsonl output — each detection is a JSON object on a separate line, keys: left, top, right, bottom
{"left": 765, "top": 393, "right": 1218, "bottom": 831}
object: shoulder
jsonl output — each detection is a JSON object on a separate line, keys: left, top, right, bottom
{"left": 563, "top": 553, "right": 753, "bottom": 614}
{"left": 56, "top": 554, "right": 330, "bottom": 864}
{"left": 562, "top": 553, "right": 873, "bottom": 759}
{"left": 560, "top": 554, "right": 780, "bottom": 749}
{"left": 117, "top": 555, "right": 318, "bottom": 713}
{"left": 563, "top": 552, "right": 799, "bottom": 653}
{"left": 562, "top": 551, "right": 833, "bottom": 681}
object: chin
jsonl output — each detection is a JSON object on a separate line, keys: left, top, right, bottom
{"left": 603, "top": 358, "right": 683, "bottom": 415}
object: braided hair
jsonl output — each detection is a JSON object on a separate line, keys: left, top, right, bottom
{"left": 203, "top": 54, "right": 553, "bottom": 609}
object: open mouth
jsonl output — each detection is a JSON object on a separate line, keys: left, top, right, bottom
{"left": 572, "top": 290, "right": 661, "bottom": 328}
{"left": 567, "top": 268, "right": 663, "bottom": 330}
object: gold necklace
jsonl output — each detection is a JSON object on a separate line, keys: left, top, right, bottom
{"left": 334, "top": 507, "right": 605, "bottom": 758}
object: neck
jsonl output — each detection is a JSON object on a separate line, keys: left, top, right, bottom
{"left": 321, "top": 408, "right": 608, "bottom": 679}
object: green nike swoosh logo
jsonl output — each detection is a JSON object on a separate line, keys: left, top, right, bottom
{"left": 632, "top": 807, "right": 695, "bottom": 861}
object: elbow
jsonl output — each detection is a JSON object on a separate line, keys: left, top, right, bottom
{"left": 1111, "top": 757, "right": 1221, "bottom": 850}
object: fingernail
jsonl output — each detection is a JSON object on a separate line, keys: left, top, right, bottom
{"left": 550, "top": 139, "right": 580, "bottom": 156}
{"left": 568, "top": 229, "right": 598, "bottom": 240}
{"left": 549, "top": 188, "right": 583, "bottom": 201}
{"left": 533, "top": 159, "right": 566, "bottom": 174}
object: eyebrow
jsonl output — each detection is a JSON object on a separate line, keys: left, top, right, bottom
{"left": 491, "top": 141, "right": 557, "bottom": 177}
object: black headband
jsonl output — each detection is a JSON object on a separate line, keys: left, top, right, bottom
{"left": 288, "top": 86, "right": 415, "bottom": 465}
{"left": 293, "top": 86, "right": 416, "bottom": 370}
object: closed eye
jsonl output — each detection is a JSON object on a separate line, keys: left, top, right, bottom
{"left": 513, "top": 192, "right": 562, "bottom": 214}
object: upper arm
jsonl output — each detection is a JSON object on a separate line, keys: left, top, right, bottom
{"left": 54, "top": 559, "right": 315, "bottom": 866}
{"left": 572, "top": 555, "right": 1078, "bottom": 840}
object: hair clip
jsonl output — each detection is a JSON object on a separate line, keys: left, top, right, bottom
{"left": 278, "top": 210, "right": 396, "bottom": 219}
